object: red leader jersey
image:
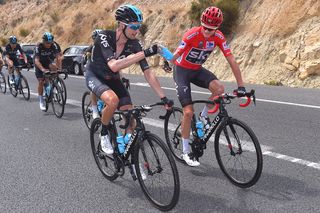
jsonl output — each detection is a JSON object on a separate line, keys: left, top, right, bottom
{"left": 174, "top": 26, "right": 232, "bottom": 70}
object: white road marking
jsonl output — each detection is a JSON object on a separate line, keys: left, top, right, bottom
{"left": 29, "top": 81, "right": 320, "bottom": 170}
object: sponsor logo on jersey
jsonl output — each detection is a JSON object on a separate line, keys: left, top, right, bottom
{"left": 178, "top": 41, "right": 186, "bottom": 49}
{"left": 186, "top": 32, "right": 199, "bottom": 40}
{"left": 206, "top": 41, "right": 215, "bottom": 49}
{"left": 222, "top": 41, "right": 230, "bottom": 50}
{"left": 99, "top": 34, "right": 110, "bottom": 48}
{"left": 198, "top": 41, "right": 203, "bottom": 48}
{"left": 214, "top": 32, "right": 224, "bottom": 40}
{"left": 185, "top": 47, "right": 212, "bottom": 64}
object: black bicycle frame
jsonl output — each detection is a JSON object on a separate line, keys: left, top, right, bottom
{"left": 113, "top": 112, "right": 146, "bottom": 161}
{"left": 190, "top": 100, "right": 230, "bottom": 145}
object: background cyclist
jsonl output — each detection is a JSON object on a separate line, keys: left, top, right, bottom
{"left": 166, "top": 6, "right": 246, "bottom": 166}
{"left": 34, "top": 32, "right": 62, "bottom": 111}
{"left": 3, "top": 36, "right": 27, "bottom": 85}
{"left": 85, "top": 4, "right": 173, "bottom": 154}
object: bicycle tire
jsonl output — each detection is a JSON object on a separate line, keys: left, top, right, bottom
{"left": 214, "top": 118, "right": 263, "bottom": 188}
{"left": 51, "top": 83, "right": 65, "bottom": 118}
{"left": 20, "top": 75, "right": 30, "bottom": 101}
{"left": 0, "top": 72, "right": 6, "bottom": 94}
{"left": 90, "top": 118, "right": 119, "bottom": 181}
{"left": 56, "top": 77, "right": 67, "bottom": 103}
{"left": 164, "top": 107, "right": 185, "bottom": 164}
{"left": 133, "top": 132, "right": 180, "bottom": 211}
{"left": 7, "top": 75, "right": 17, "bottom": 97}
{"left": 81, "top": 91, "right": 93, "bottom": 130}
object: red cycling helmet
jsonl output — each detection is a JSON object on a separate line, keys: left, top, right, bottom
{"left": 200, "top": 6, "right": 223, "bottom": 28}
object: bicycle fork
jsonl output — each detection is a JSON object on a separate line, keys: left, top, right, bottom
{"left": 223, "top": 123, "right": 243, "bottom": 156}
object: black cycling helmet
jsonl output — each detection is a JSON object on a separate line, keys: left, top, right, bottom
{"left": 91, "top": 29, "right": 102, "bottom": 40}
{"left": 9, "top": 35, "right": 17, "bottom": 44}
{"left": 115, "top": 4, "right": 143, "bottom": 23}
{"left": 42, "top": 32, "right": 54, "bottom": 42}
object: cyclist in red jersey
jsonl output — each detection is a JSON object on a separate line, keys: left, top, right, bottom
{"left": 166, "top": 6, "right": 246, "bottom": 166}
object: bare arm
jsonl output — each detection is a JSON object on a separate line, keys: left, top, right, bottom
{"left": 143, "top": 68, "right": 166, "bottom": 99}
{"left": 226, "top": 55, "right": 244, "bottom": 87}
{"left": 108, "top": 51, "right": 146, "bottom": 73}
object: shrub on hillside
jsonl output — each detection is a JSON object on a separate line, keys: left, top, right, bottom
{"left": 50, "top": 11, "right": 60, "bottom": 23}
{"left": 189, "top": 0, "right": 240, "bottom": 36}
{"left": 0, "top": 37, "right": 7, "bottom": 46}
{"left": 19, "top": 28, "right": 30, "bottom": 37}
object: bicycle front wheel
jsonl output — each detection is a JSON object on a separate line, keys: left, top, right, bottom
{"left": 82, "top": 91, "right": 93, "bottom": 129}
{"left": 134, "top": 132, "right": 180, "bottom": 211}
{"left": 90, "top": 118, "right": 118, "bottom": 181}
{"left": 0, "top": 72, "right": 6, "bottom": 94}
{"left": 7, "top": 76, "right": 17, "bottom": 97}
{"left": 20, "top": 75, "right": 30, "bottom": 101}
{"left": 56, "top": 77, "right": 67, "bottom": 103}
{"left": 164, "top": 107, "right": 185, "bottom": 163}
{"left": 214, "top": 118, "right": 263, "bottom": 188}
{"left": 51, "top": 84, "right": 65, "bottom": 118}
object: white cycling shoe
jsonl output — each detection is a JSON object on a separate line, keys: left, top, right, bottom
{"left": 182, "top": 153, "right": 200, "bottom": 167}
{"left": 100, "top": 134, "right": 113, "bottom": 154}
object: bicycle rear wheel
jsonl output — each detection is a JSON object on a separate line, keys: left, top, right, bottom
{"left": 20, "top": 75, "right": 30, "bottom": 101}
{"left": 90, "top": 118, "right": 119, "bottom": 181}
{"left": 134, "top": 132, "right": 180, "bottom": 211}
{"left": 51, "top": 84, "right": 65, "bottom": 118}
{"left": 214, "top": 118, "right": 263, "bottom": 188}
{"left": 0, "top": 72, "right": 6, "bottom": 94}
{"left": 164, "top": 107, "right": 185, "bottom": 163}
{"left": 56, "top": 77, "right": 67, "bottom": 103}
{"left": 82, "top": 91, "right": 93, "bottom": 129}
{"left": 7, "top": 75, "right": 17, "bottom": 97}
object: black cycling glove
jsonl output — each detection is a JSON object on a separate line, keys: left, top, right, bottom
{"left": 121, "top": 77, "right": 130, "bottom": 90}
{"left": 162, "top": 60, "right": 172, "bottom": 73}
{"left": 161, "top": 97, "right": 174, "bottom": 107}
{"left": 234, "top": 86, "right": 246, "bottom": 96}
{"left": 144, "top": 44, "right": 158, "bottom": 57}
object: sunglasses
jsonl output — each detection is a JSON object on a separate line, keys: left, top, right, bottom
{"left": 124, "top": 23, "right": 142, "bottom": 30}
{"left": 43, "top": 41, "right": 53, "bottom": 45}
{"left": 203, "top": 26, "right": 219, "bottom": 32}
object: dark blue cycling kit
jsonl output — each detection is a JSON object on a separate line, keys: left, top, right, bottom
{"left": 34, "top": 42, "right": 60, "bottom": 78}
{"left": 86, "top": 30, "right": 150, "bottom": 107}
{"left": 4, "top": 44, "right": 25, "bottom": 66}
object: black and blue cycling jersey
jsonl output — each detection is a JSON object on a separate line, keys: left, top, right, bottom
{"left": 87, "top": 30, "right": 149, "bottom": 80}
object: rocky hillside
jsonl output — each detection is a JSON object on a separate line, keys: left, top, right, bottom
{"left": 0, "top": 0, "right": 319, "bottom": 88}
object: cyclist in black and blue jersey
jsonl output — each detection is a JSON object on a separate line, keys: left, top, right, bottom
{"left": 34, "top": 32, "right": 62, "bottom": 111}
{"left": 3, "top": 36, "right": 27, "bottom": 85}
{"left": 84, "top": 29, "right": 102, "bottom": 119}
{"left": 86, "top": 4, "right": 173, "bottom": 154}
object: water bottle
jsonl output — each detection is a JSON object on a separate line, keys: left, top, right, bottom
{"left": 45, "top": 83, "right": 51, "bottom": 96}
{"left": 124, "top": 133, "right": 132, "bottom": 145}
{"left": 117, "top": 133, "right": 125, "bottom": 154}
{"left": 196, "top": 120, "right": 204, "bottom": 138}
{"left": 159, "top": 45, "right": 173, "bottom": 61}
{"left": 97, "top": 99, "right": 104, "bottom": 112}
{"left": 15, "top": 75, "right": 20, "bottom": 86}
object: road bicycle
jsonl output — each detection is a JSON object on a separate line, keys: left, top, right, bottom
{"left": 163, "top": 90, "right": 263, "bottom": 188}
{"left": 57, "top": 69, "right": 68, "bottom": 103}
{"left": 7, "top": 64, "right": 30, "bottom": 101}
{"left": 82, "top": 77, "right": 130, "bottom": 129}
{"left": 43, "top": 71, "right": 67, "bottom": 118}
{"left": 0, "top": 69, "right": 6, "bottom": 94}
{"left": 90, "top": 102, "right": 180, "bottom": 211}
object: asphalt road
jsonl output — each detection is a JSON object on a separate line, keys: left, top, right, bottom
{"left": 0, "top": 68, "right": 319, "bottom": 213}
